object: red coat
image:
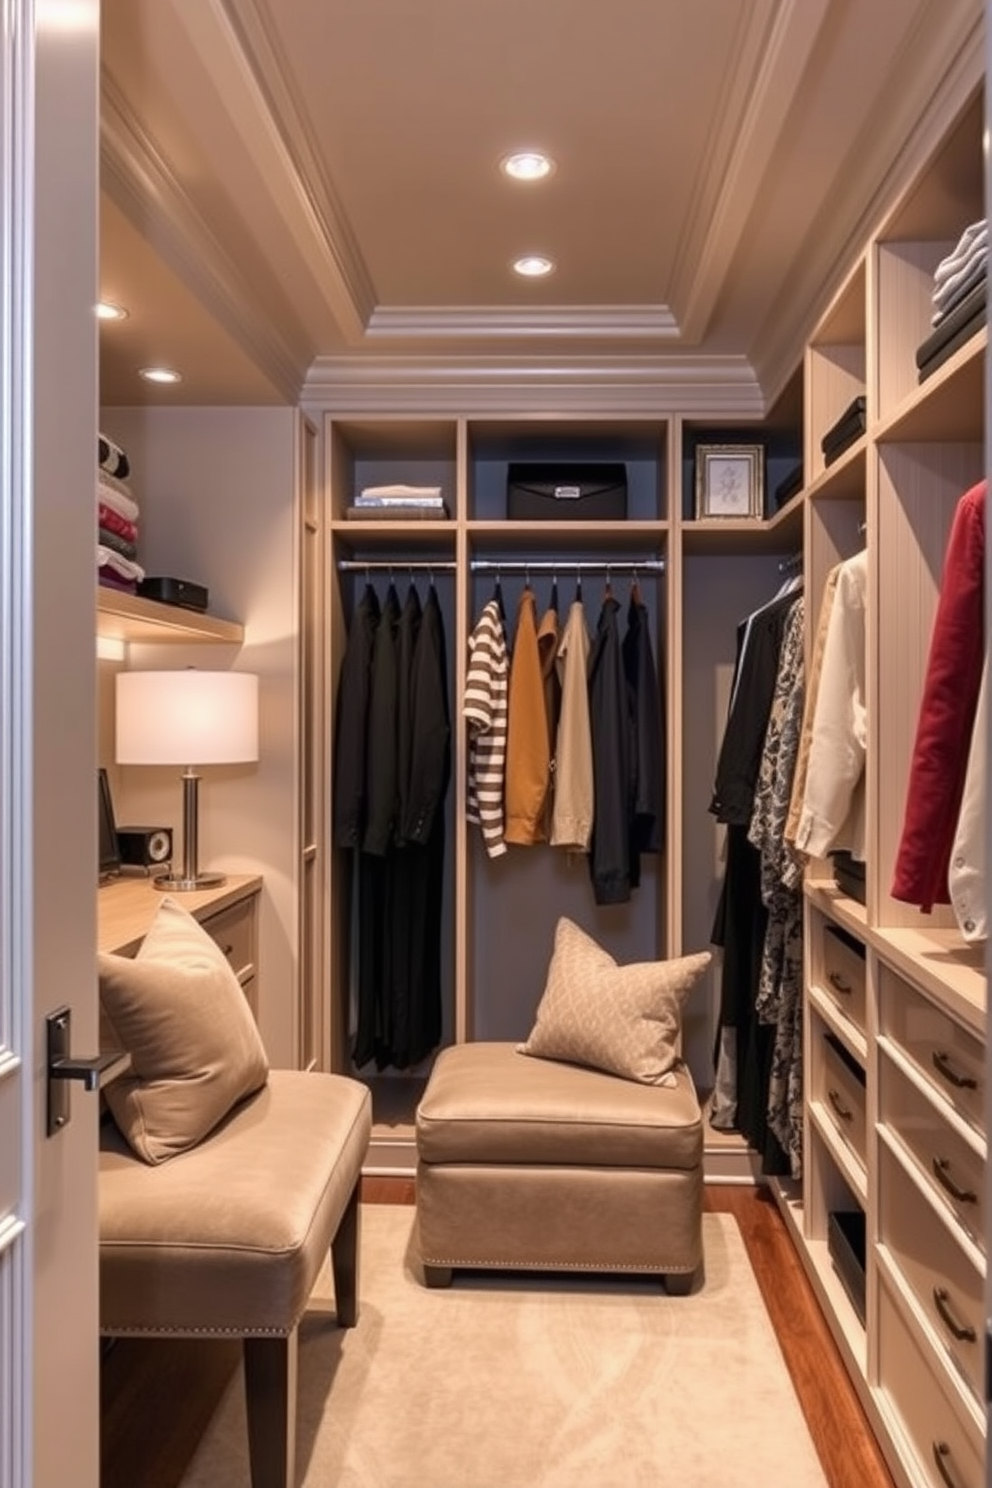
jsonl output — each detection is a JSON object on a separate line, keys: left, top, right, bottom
{"left": 891, "top": 478, "right": 986, "bottom": 911}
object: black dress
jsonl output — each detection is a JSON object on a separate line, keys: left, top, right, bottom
{"left": 709, "top": 587, "right": 798, "bottom": 1175}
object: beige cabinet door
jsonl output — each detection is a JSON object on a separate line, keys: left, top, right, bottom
{"left": 1, "top": 5, "right": 101, "bottom": 1486}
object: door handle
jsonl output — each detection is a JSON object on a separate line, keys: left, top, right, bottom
{"left": 46, "top": 1006, "right": 128, "bottom": 1137}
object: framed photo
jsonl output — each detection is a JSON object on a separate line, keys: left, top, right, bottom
{"left": 694, "top": 444, "right": 764, "bottom": 520}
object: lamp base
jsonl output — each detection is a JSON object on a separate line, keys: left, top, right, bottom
{"left": 152, "top": 870, "right": 227, "bottom": 892}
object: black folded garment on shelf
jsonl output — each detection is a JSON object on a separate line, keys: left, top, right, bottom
{"left": 506, "top": 462, "right": 627, "bottom": 521}
{"left": 831, "top": 849, "right": 866, "bottom": 906}
{"left": 821, "top": 395, "right": 867, "bottom": 466}
{"left": 916, "top": 275, "right": 987, "bottom": 383}
{"left": 773, "top": 463, "right": 803, "bottom": 510}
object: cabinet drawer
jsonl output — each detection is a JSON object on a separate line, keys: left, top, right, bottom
{"left": 819, "top": 923, "right": 867, "bottom": 1034}
{"left": 201, "top": 898, "right": 256, "bottom": 983}
{"left": 879, "top": 1052, "right": 985, "bottom": 1252}
{"left": 879, "top": 1144, "right": 984, "bottom": 1406}
{"left": 880, "top": 968, "right": 984, "bottom": 1137}
{"left": 818, "top": 1032, "right": 867, "bottom": 1167}
{"left": 878, "top": 1276, "right": 984, "bottom": 1488}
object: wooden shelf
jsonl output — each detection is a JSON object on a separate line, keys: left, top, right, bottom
{"left": 804, "top": 441, "right": 867, "bottom": 503}
{"left": 872, "top": 924, "right": 986, "bottom": 1039}
{"left": 97, "top": 588, "right": 243, "bottom": 645}
{"left": 809, "top": 982, "right": 869, "bottom": 1065}
{"left": 805, "top": 881, "right": 869, "bottom": 937}
{"left": 771, "top": 1179, "right": 869, "bottom": 1376}
{"left": 809, "top": 1101, "right": 869, "bottom": 1206}
{"left": 680, "top": 506, "right": 803, "bottom": 555}
{"left": 874, "top": 332, "right": 986, "bottom": 445}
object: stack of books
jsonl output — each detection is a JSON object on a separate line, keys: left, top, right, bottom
{"left": 345, "top": 484, "right": 449, "bottom": 520}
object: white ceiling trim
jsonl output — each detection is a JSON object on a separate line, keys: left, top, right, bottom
{"left": 167, "top": 0, "right": 373, "bottom": 344}
{"left": 751, "top": 0, "right": 984, "bottom": 394}
{"left": 366, "top": 306, "right": 680, "bottom": 341}
{"left": 100, "top": 77, "right": 306, "bottom": 403}
{"left": 220, "top": 0, "right": 377, "bottom": 330}
{"left": 302, "top": 353, "right": 765, "bottom": 418}
{"left": 669, "top": 0, "right": 831, "bottom": 344}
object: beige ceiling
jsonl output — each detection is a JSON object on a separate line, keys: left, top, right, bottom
{"left": 98, "top": 0, "right": 985, "bottom": 410}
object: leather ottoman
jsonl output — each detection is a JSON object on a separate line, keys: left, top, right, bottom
{"left": 415, "top": 1041, "right": 704, "bottom": 1293}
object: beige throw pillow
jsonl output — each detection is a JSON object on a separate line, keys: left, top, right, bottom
{"left": 517, "top": 917, "right": 711, "bottom": 1084}
{"left": 99, "top": 895, "right": 269, "bottom": 1164}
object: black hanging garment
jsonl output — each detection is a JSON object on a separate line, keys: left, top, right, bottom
{"left": 587, "top": 590, "right": 632, "bottom": 905}
{"left": 622, "top": 585, "right": 664, "bottom": 888}
{"left": 399, "top": 582, "right": 451, "bottom": 1065}
{"left": 355, "top": 582, "right": 401, "bottom": 1069}
{"left": 334, "top": 578, "right": 451, "bottom": 1073}
{"left": 709, "top": 586, "right": 799, "bottom": 1176}
{"left": 383, "top": 582, "right": 423, "bottom": 1069}
{"left": 332, "top": 582, "right": 380, "bottom": 850}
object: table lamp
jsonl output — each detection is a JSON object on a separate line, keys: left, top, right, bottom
{"left": 115, "top": 668, "right": 259, "bottom": 891}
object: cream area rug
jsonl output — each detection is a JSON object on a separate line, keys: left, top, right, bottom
{"left": 180, "top": 1206, "right": 827, "bottom": 1488}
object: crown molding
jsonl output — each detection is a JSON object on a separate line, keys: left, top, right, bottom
{"left": 752, "top": 0, "right": 984, "bottom": 392}
{"left": 366, "top": 305, "right": 680, "bottom": 341}
{"left": 215, "top": 0, "right": 376, "bottom": 336}
{"left": 301, "top": 353, "right": 765, "bottom": 418}
{"left": 100, "top": 76, "right": 307, "bottom": 403}
{"left": 669, "top": 0, "right": 832, "bottom": 344}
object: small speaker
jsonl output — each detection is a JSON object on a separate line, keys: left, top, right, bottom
{"left": 117, "top": 825, "right": 173, "bottom": 868}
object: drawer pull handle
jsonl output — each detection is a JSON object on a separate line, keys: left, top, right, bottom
{"left": 932, "top": 1441, "right": 964, "bottom": 1488}
{"left": 932, "top": 1050, "right": 977, "bottom": 1090}
{"left": 222, "top": 943, "right": 235, "bottom": 957}
{"left": 931, "top": 1157, "right": 977, "bottom": 1205}
{"left": 827, "top": 1088, "right": 853, "bottom": 1121}
{"left": 827, "top": 971, "right": 852, "bottom": 995}
{"left": 932, "top": 1286, "right": 976, "bottom": 1343}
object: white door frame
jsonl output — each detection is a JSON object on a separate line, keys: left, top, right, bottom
{"left": 1, "top": 4, "right": 100, "bottom": 1486}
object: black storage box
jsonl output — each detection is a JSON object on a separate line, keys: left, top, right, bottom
{"left": 827, "top": 1209, "right": 866, "bottom": 1326}
{"left": 831, "top": 849, "right": 866, "bottom": 906}
{"left": 506, "top": 462, "right": 627, "bottom": 521}
{"left": 138, "top": 576, "right": 209, "bottom": 613}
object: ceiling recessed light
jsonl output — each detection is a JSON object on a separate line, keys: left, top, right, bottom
{"left": 500, "top": 151, "right": 555, "bottom": 182}
{"left": 97, "top": 300, "right": 128, "bottom": 321}
{"left": 512, "top": 255, "right": 555, "bottom": 278}
{"left": 138, "top": 366, "right": 183, "bottom": 384}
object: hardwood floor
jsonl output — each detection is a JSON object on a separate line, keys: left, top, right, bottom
{"left": 101, "top": 1179, "right": 897, "bottom": 1488}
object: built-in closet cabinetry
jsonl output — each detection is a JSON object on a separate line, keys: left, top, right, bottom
{"left": 326, "top": 416, "right": 684, "bottom": 1146}
{"left": 323, "top": 409, "right": 807, "bottom": 1166}
{"left": 773, "top": 86, "right": 987, "bottom": 1488}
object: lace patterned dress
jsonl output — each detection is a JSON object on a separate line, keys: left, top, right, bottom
{"left": 747, "top": 595, "right": 806, "bottom": 1177}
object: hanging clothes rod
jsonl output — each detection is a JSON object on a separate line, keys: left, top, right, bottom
{"left": 777, "top": 550, "right": 803, "bottom": 574}
{"left": 337, "top": 559, "right": 457, "bottom": 572}
{"left": 469, "top": 558, "right": 665, "bottom": 574}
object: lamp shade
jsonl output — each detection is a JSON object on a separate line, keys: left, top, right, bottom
{"left": 116, "top": 670, "right": 259, "bottom": 767}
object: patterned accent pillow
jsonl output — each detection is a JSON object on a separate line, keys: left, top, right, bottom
{"left": 517, "top": 917, "right": 711, "bottom": 1084}
{"left": 99, "top": 896, "right": 269, "bottom": 1164}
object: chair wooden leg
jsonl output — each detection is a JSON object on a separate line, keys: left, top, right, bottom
{"left": 331, "top": 1180, "right": 361, "bottom": 1328}
{"left": 244, "top": 1329, "right": 298, "bottom": 1488}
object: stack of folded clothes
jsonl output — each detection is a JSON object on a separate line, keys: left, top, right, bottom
{"left": 916, "top": 218, "right": 987, "bottom": 383}
{"left": 97, "top": 433, "right": 145, "bottom": 593}
{"left": 820, "top": 394, "right": 867, "bottom": 467}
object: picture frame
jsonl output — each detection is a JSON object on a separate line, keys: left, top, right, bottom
{"left": 694, "top": 444, "right": 765, "bottom": 520}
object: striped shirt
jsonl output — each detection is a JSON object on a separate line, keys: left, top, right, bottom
{"left": 464, "top": 599, "right": 509, "bottom": 858}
